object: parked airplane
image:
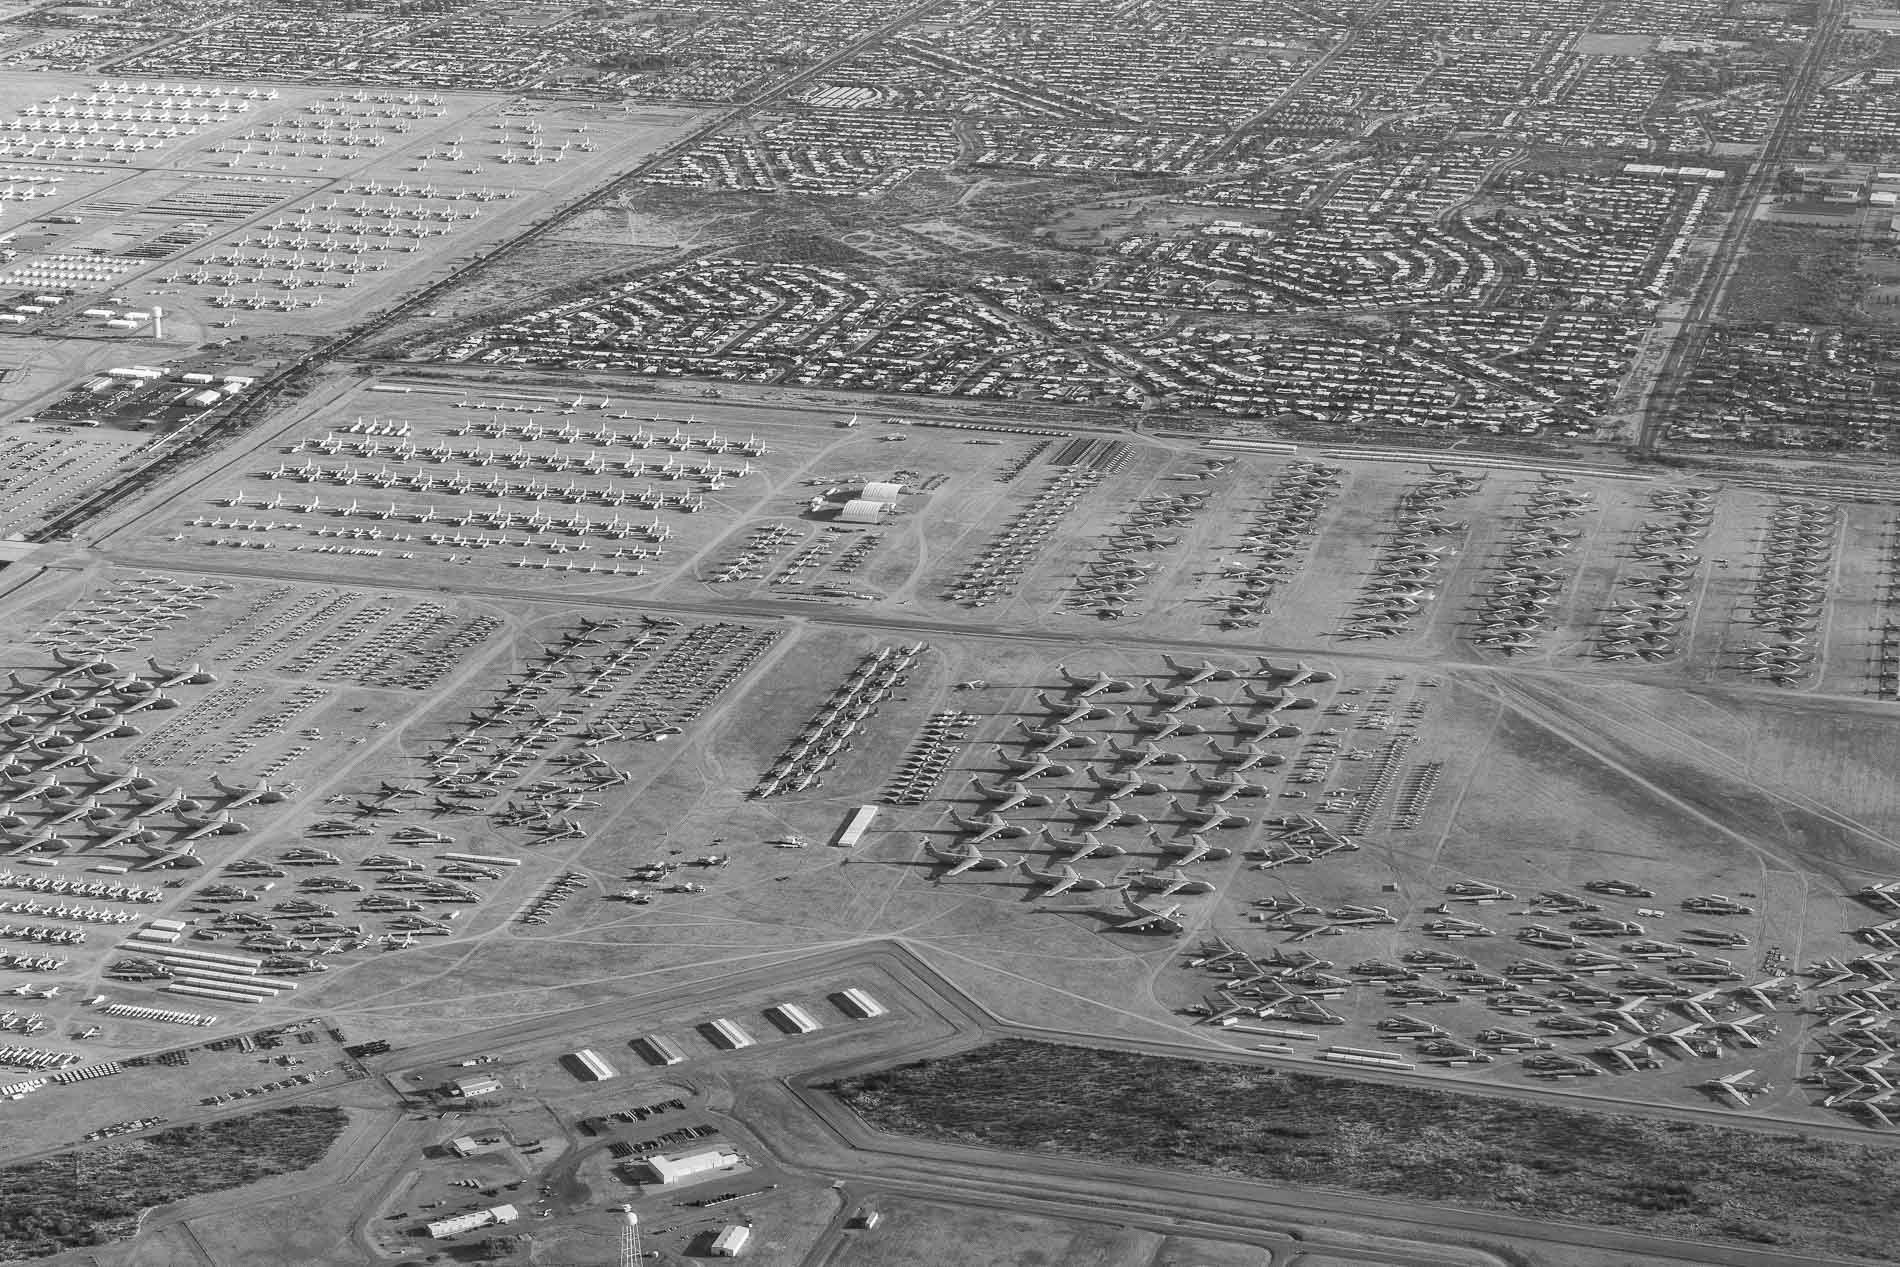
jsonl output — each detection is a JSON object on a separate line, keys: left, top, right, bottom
{"left": 1063, "top": 795, "right": 1147, "bottom": 830}
{"left": 1122, "top": 709, "right": 1203, "bottom": 740}
{"left": 1017, "top": 857, "right": 1119, "bottom": 896}
{"left": 1057, "top": 665, "right": 1134, "bottom": 698}
{"left": 945, "top": 808, "right": 1031, "bottom": 843}
{"left": 1088, "top": 767, "right": 1166, "bottom": 801}
{"left": 1190, "top": 769, "right": 1268, "bottom": 799}
{"left": 923, "top": 837, "right": 1008, "bottom": 877}
{"left": 1143, "top": 681, "right": 1218, "bottom": 712}
{"left": 1128, "top": 867, "right": 1216, "bottom": 896}
{"left": 1162, "top": 654, "right": 1239, "bottom": 684}
{"left": 991, "top": 748, "right": 1075, "bottom": 778}
{"left": 1037, "top": 826, "right": 1125, "bottom": 861}
{"left": 1699, "top": 1069, "right": 1771, "bottom": 1107}
{"left": 211, "top": 774, "right": 288, "bottom": 807}
{"left": 1170, "top": 796, "right": 1251, "bottom": 829}
{"left": 1105, "top": 737, "right": 1186, "bottom": 768}
{"left": 1151, "top": 830, "right": 1231, "bottom": 864}
{"left": 1204, "top": 738, "right": 1284, "bottom": 770}
{"left": 967, "top": 777, "right": 1053, "bottom": 813}
{"left": 1108, "top": 891, "right": 1186, "bottom": 934}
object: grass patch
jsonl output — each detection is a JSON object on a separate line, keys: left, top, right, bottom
{"left": 0, "top": 1105, "right": 348, "bottom": 1260}
{"left": 825, "top": 1039, "right": 1899, "bottom": 1261}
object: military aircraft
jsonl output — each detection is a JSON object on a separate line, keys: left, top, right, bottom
{"left": 923, "top": 837, "right": 1008, "bottom": 877}
{"left": 1143, "top": 681, "right": 1218, "bottom": 712}
{"left": 174, "top": 807, "right": 249, "bottom": 838}
{"left": 1698, "top": 1069, "right": 1771, "bottom": 1108}
{"left": 991, "top": 748, "right": 1074, "bottom": 778}
{"left": 1013, "top": 721, "right": 1096, "bottom": 753}
{"left": 1162, "top": 654, "right": 1239, "bottom": 685}
{"left": 131, "top": 840, "right": 202, "bottom": 870}
{"left": 88, "top": 766, "right": 156, "bottom": 798}
{"left": 1056, "top": 665, "right": 1134, "bottom": 698}
{"left": 1088, "top": 767, "right": 1166, "bottom": 801}
{"left": 1105, "top": 737, "right": 1186, "bottom": 768}
{"left": 1204, "top": 738, "right": 1284, "bottom": 770}
{"left": 1128, "top": 867, "right": 1216, "bottom": 896}
{"left": 211, "top": 775, "right": 288, "bottom": 807}
{"left": 1062, "top": 795, "right": 1147, "bottom": 830}
{"left": 1121, "top": 709, "right": 1203, "bottom": 741}
{"left": 1170, "top": 796, "right": 1251, "bottom": 829}
{"left": 146, "top": 658, "right": 216, "bottom": 687}
{"left": 1107, "top": 891, "right": 1185, "bottom": 934}
{"left": 1017, "top": 857, "right": 1119, "bottom": 896}
{"left": 945, "top": 808, "right": 1031, "bottom": 843}
{"left": 1190, "top": 768, "right": 1269, "bottom": 800}
{"left": 1151, "top": 830, "right": 1231, "bottom": 864}
{"left": 1034, "top": 691, "right": 1114, "bottom": 725}
{"left": 1257, "top": 658, "right": 1335, "bottom": 686}
{"left": 967, "top": 777, "right": 1054, "bottom": 814}
{"left": 1037, "top": 826, "right": 1125, "bottom": 862}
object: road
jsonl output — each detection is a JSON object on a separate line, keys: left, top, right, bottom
{"left": 1633, "top": 0, "right": 1845, "bottom": 458}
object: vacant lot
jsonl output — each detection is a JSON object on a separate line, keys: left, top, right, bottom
{"left": 828, "top": 1039, "right": 1900, "bottom": 1262}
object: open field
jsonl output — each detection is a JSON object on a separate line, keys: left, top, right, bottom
{"left": 826, "top": 1037, "right": 1900, "bottom": 1261}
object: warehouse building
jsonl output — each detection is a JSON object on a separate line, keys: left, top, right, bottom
{"left": 644, "top": 1146, "right": 740, "bottom": 1185}
{"left": 833, "top": 987, "right": 887, "bottom": 1019}
{"left": 833, "top": 804, "right": 878, "bottom": 848}
{"left": 449, "top": 1073, "right": 501, "bottom": 1098}
{"left": 426, "top": 1204, "right": 518, "bottom": 1239}
{"left": 701, "top": 1017, "right": 754, "bottom": 1050}
{"left": 633, "top": 1033, "right": 686, "bottom": 1066}
{"left": 564, "top": 1048, "right": 617, "bottom": 1081}
{"left": 764, "top": 1002, "right": 820, "bottom": 1035}
{"left": 711, "top": 1223, "right": 752, "bottom": 1257}
{"left": 836, "top": 498, "right": 888, "bottom": 524}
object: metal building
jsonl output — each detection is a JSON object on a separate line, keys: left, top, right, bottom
{"left": 834, "top": 987, "right": 887, "bottom": 1019}
{"left": 701, "top": 1017, "right": 754, "bottom": 1050}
